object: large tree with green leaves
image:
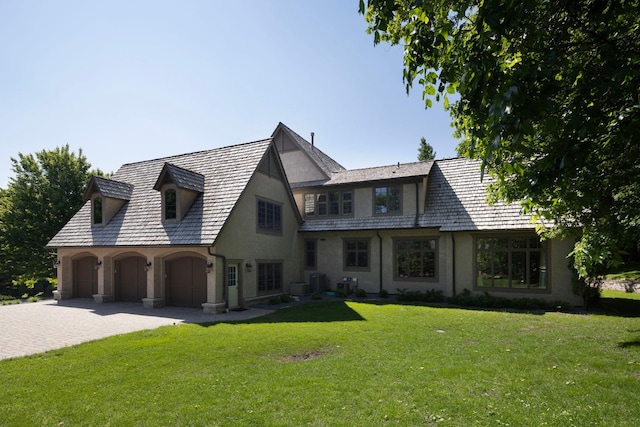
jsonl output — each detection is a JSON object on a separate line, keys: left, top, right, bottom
{"left": 361, "top": 0, "right": 640, "bottom": 279}
{"left": 0, "top": 145, "right": 98, "bottom": 282}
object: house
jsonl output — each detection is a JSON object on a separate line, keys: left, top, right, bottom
{"left": 47, "top": 123, "right": 581, "bottom": 311}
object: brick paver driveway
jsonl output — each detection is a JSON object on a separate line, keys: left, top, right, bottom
{"left": 0, "top": 299, "right": 272, "bottom": 360}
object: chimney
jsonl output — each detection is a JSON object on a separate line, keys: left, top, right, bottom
{"left": 311, "top": 132, "right": 315, "bottom": 150}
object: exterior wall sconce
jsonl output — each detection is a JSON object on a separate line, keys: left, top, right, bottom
{"left": 144, "top": 260, "right": 152, "bottom": 271}
{"left": 94, "top": 260, "right": 102, "bottom": 270}
{"left": 53, "top": 259, "right": 61, "bottom": 268}
{"left": 245, "top": 261, "right": 253, "bottom": 272}
{"left": 206, "top": 261, "right": 213, "bottom": 274}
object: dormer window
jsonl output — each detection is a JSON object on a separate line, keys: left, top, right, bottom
{"left": 83, "top": 176, "right": 134, "bottom": 227}
{"left": 164, "top": 188, "right": 177, "bottom": 220}
{"left": 92, "top": 197, "right": 103, "bottom": 225}
{"left": 153, "top": 163, "right": 204, "bottom": 223}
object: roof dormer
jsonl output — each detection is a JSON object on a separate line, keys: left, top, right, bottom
{"left": 83, "top": 176, "right": 134, "bottom": 227}
{"left": 153, "top": 163, "right": 204, "bottom": 222}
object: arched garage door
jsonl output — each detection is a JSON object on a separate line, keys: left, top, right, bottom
{"left": 166, "top": 257, "right": 207, "bottom": 308}
{"left": 74, "top": 256, "right": 98, "bottom": 298}
{"left": 115, "top": 256, "right": 147, "bottom": 302}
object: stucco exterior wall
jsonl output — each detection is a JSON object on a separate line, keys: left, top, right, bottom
{"left": 301, "top": 228, "right": 446, "bottom": 295}
{"left": 452, "top": 232, "right": 581, "bottom": 305}
{"left": 279, "top": 150, "right": 326, "bottom": 183}
{"left": 54, "top": 246, "right": 215, "bottom": 304}
{"left": 213, "top": 169, "right": 301, "bottom": 305}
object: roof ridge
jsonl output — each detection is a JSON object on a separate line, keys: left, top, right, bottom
{"left": 119, "top": 138, "right": 273, "bottom": 168}
{"left": 333, "top": 160, "right": 433, "bottom": 174}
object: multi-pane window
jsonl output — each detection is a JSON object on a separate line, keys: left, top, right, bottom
{"left": 258, "top": 262, "right": 282, "bottom": 293}
{"left": 304, "top": 239, "right": 317, "bottom": 270}
{"left": 257, "top": 199, "right": 282, "bottom": 233}
{"left": 304, "top": 191, "right": 353, "bottom": 218}
{"left": 374, "top": 186, "right": 401, "bottom": 214}
{"left": 304, "top": 194, "right": 315, "bottom": 217}
{"left": 344, "top": 239, "right": 370, "bottom": 270}
{"left": 476, "top": 237, "right": 547, "bottom": 290}
{"left": 92, "top": 197, "right": 103, "bottom": 225}
{"left": 341, "top": 192, "right": 353, "bottom": 215}
{"left": 165, "top": 189, "right": 177, "bottom": 220}
{"left": 395, "top": 238, "right": 438, "bottom": 280}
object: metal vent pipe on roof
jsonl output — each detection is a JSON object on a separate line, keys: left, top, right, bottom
{"left": 311, "top": 132, "right": 315, "bottom": 149}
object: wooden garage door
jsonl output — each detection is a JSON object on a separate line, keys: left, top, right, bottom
{"left": 74, "top": 256, "right": 98, "bottom": 298}
{"left": 166, "top": 257, "right": 207, "bottom": 308}
{"left": 115, "top": 256, "right": 147, "bottom": 302}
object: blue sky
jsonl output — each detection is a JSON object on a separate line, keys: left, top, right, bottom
{"left": 0, "top": 0, "right": 460, "bottom": 188}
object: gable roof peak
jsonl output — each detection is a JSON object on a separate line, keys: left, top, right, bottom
{"left": 272, "top": 123, "right": 345, "bottom": 175}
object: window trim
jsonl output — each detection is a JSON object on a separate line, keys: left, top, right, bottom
{"left": 474, "top": 234, "right": 550, "bottom": 293}
{"left": 256, "top": 261, "right": 283, "bottom": 295}
{"left": 343, "top": 238, "right": 371, "bottom": 272}
{"left": 256, "top": 197, "right": 283, "bottom": 235}
{"left": 373, "top": 185, "right": 402, "bottom": 216}
{"left": 393, "top": 237, "right": 439, "bottom": 282}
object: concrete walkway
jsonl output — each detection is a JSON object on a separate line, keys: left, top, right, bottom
{"left": 0, "top": 299, "right": 273, "bottom": 360}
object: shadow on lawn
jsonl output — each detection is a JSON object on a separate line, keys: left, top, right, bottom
{"left": 246, "top": 301, "right": 366, "bottom": 324}
{"left": 202, "top": 301, "right": 367, "bottom": 326}
{"left": 598, "top": 297, "right": 640, "bottom": 318}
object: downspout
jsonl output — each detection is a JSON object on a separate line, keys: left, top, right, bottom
{"left": 376, "top": 231, "right": 383, "bottom": 293}
{"left": 415, "top": 182, "right": 420, "bottom": 226}
{"left": 208, "top": 246, "right": 227, "bottom": 302}
{"left": 451, "top": 233, "right": 456, "bottom": 295}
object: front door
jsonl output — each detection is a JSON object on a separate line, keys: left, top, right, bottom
{"left": 227, "top": 264, "right": 239, "bottom": 309}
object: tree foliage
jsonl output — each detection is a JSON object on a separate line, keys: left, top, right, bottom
{"left": 418, "top": 136, "right": 436, "bottom": 161}
{"left": 361, "top": 0, "right": 640, "bottom": 278}
{"left": 0, "top": 145, "right": 95, "bottom": 282}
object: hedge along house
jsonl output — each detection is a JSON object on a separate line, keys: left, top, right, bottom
{"left": 47, "top": 139, "right": 302, "bottom": 313}
{"left": 273, "top": 123, "right": 580, "bottom": 305}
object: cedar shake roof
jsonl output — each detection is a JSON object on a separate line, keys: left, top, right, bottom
{"left": 153, "top": 163, "right": 205, "bottom": 192}
{"left": 422, "top": 157, "right": 534, "bottom": 231}
{"left": 48, "top": 139, "right": 273, "bottom": 247}
{"left": 321, "top": 161, "right": 432, "bottom": 187}
{"left": 83, "top": 176, "right": 134, "bottom": 201}
{"left": 272, "top": 122, "right": 346, "bottom": 176}
{"left": 299, "top": 157, "right": 535, "bottom": 232}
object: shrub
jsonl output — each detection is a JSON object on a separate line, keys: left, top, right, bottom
{"left": 280, "top": 294, "right": 292, "bottom": 303}
{"left": 2, "top": 277, "right": 56, "bottom": 299}
{"left": 355, "top": 288, "right": 367, "bottom": 298}
{"left": 269, "top": 296, "right": 281, "bottom": 305}
{"left": 311, "top": 292, "right": 322, "bottom": 300}
{"left": 334, "top": 289, "right": 347, "bottom": 298}
{"left": 396, "top": 288, "right": 444, "bottom": 303}
{"left": 378, "top": 289, "right": 389, "bottom": 298}
{"left": 448, "top": 289, "right": 570, "bottom": 311}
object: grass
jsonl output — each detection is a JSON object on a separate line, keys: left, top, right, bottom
{"left": 605, "top": 261, "right": 640, "bottom": 281}
{"left": 1, "top": 300, "right": 640, "bottom": 426}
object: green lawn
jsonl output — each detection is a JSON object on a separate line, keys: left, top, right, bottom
{"left": 606, "top": 261, "right": 640, "bottom": 281}
{"left": 1, "top": 300, "right": 639, "bottom": 426}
